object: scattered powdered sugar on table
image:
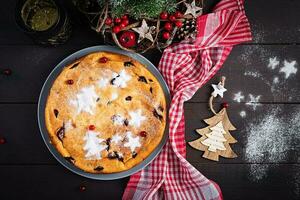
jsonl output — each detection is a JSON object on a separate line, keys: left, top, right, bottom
{"left": 245, "top": 107, "right": 300, "bottom": 182}
{"left": 239, "top": 110, "right": 246, "bottom": 118}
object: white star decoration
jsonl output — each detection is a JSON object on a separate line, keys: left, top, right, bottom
{"left": 111, "top": 134, "right": 122, "bottom": 144}
{"left": 129, "top": 109, "right": 146, "bottom": 128}
{"left": 83, "top": 131, "right": 107, "bottom": 160}
{"left": 211, "top": 82, "right": 227, "bottom": 98}
{"left": 124, "top": 132, "right": 141, "bottom": 152}
{"left": 246, "top": 94, "right": 261, "bottom": 110}
{"left": 184, "top": 0, "right": 202, "bottom": 17}
{"left": 268, "top": 57, "right": 280, "bottom": 69}
{"left": 279, "top": 60, "right": 298, "bottom": 79}
{"left": 233, "top": 91, "right": 245, "bottom": 103}
{"left": 132, "top": 19, "right": 155, "bottom": 43}
{"left": 70, "top": 86, "right": 99, "bottom": 115}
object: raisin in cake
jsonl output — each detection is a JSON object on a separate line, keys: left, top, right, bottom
{"left": 45, "top": 51, "right": 166, "bottom": 173}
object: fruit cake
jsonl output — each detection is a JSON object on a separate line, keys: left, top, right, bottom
{"left": 45, "top": 51, "right": 166, "bottom": 173}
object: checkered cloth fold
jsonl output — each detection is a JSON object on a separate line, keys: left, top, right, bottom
{"left": 123, "top": 0, "right": 252, "bottom": 199}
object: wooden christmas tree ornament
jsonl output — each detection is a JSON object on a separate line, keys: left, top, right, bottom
{"left": 188, "top": 76, "right": 238, "bottom": 161}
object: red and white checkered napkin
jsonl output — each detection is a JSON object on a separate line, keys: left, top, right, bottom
{"left": 123, "top": 0, "right": 252, "bottom": 199}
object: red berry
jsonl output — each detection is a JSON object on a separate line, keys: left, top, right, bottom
{"left": 112, "top": 26, "right": 121, "bottom": 33}
{"left": 119, "top": 31, "right": 136, "bottom": 48}
{"left": 169, "top": 15, "right": 176, "bottom": 22}
{"left": 79, "top": 185, "right": 86, "bottom": 192}
{"left": 121, "top": 15, "right": 128, "bottom": 20}
{"left": 222, "top": 102, "right": 229, "bottom": 108}
{"left": 66, "top": 79, "right": 74, "bottom": 85}
{"left": 174, "top": 11, "right": 183, "bottom": 18}
{"left": 175, "top": 20, "right": 183, "bottom": 28}
{"left": 162, "top": 31, "right": 170, "bottom": 40}
{"left": 121, "top": 19, "right": 129, "bottom": 26}
{"left": 164, "top": 22, "right": 172, "bottom": 31}
{"left": 114, "top": 17, "right": 121, "bottom": 24}
{"left": 0, "top": 137, "right": 6, "bottom": 144}
{"left": 160, "top": 11, "right": 168, "bottom": 20}
{"left": 139, "top": 131, "right": 147, "bottom": 137}
{"left": 119, "top": 23, "right": 126, "bottom": 29}
{"left": 2, "top": 69, "right": 12, "bottom": 76}
{"left": 88, "top": 125, "right": 95, "bottom": 130}
{"left": 105, "top": 17, "right": 112, "bottom": 26}
{"left": 99, "top": 57, "right": 108, "bottom": 63}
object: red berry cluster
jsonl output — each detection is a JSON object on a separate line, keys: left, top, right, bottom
{"left": 105, "top": 15, "right": 130, "bottom": 34}
{"left": 160, "top": 11, "right": 183, "bottom": 40}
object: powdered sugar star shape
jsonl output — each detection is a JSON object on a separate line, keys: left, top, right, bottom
{"left": 211, "top": 82, "right": 227, "bottom": 98}
{"left": 112, "top": 69, "right": 131, "bottom": 88}
{"left": 246, "top": 94, "right": 261, "bottom": 110}
{"left": 83, "top": 130, "right": 107, "bottom": 160}
{"left": 129, "top": 109, "right": 146, "bottom": 128}
{"left": 233, "top": 91, "right": 245, "bottom": 103}
{"left": 268, "top": 57, "right": 280, "bottom": 70}
{"left": 111, "top": 134, "right": 122, "bottom": 144}
{"left": 279, "top": 60, "right": 298, "bottom": 79}
{"left": 97, "top": 78, "right": 109, "bottom": 88}
{"left": 124, "top": 132, "right": 141, "bottom": 152}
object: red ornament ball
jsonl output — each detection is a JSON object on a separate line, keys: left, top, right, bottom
{"left": 139, "top": 131, "right": 147, "bottom": 137}
{"left": 121, "top": 19, "right": 129, "bottom": 26}
{"left": 99, "top": 57, "right": 108, "bottom": 63}
{"left": 162, "top": 31, "right": 170, "bottom": 40}
{"left": 160, "top": 11, "right": 168, "bottom": 20}
{"left": 222, "top": 102, "right": 229, "bottom": 108}
{"left": 114, "top": 17, "right": 121, "bottom": 24}
{"left": 112, "top": 26, "right": 121, "bottom": 33}
{"left": 88, "top": 125, "right": 96, "bottom": 130}
{"left": 119, "top": 31, "right": 136, "bottom": 48}
{"left": 164, "top": 22, "right": 172, "bottom": 31}
{"left": 121, "top": 15, "right": 128, "bottom": 20}
{"left": 169, "top": 15, "right": 176, "bottom": 22}
{"left": 0, "top": 137, "right": 6, "bottom": 145}
{"left": 174, "top": 11, "right": 183, "bottom": 18}
{"left": 105, "top": 17, "right": 112, "bottom": 26}
{"left": 175, "top": 20, "right": 183, "bottom": 28}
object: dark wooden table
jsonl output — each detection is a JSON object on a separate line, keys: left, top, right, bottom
{"left": 0, "top": 0, "right": 299, "bottom": 199}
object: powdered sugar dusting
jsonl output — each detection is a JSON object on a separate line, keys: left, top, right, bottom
{"left": 245, "top": 107, "right": 300, "bottom": 181}
{"left": 83, "top": 130, "right": 107, "bottom": 160}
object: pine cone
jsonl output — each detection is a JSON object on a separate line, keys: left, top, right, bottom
{"left": 176, "top": 19, "right": 197, "bottom": 40}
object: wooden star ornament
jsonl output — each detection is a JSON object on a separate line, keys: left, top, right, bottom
{"left": 184, "top": 0, "right": 203, "bottom": 18}
{"left": 132, "top": 19, "right": 155, "bottom": 43}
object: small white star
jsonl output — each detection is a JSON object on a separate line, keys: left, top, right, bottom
{"left": 129, "top": 109, "right": 146, "bottom": 128}
{"left": 132, "top": 19, "right": 155, "bottom": 43}
{"left": 240, "top": 110, "right": 246, "bottom": 118}
{"left": 267, "top": 57, "right": 279, "bottom": 70}
{"left": 184, "top": 0, "right": 202, "bottom": 17}
{"left": 279, "top": 60, "right": 298, "bottom": 79}
{"left": 111, "top": 134, "right": 122, "bottom": 144}
{"left": 233, "top": 91, "right": 245, "bottom": 103}
{"left": 124, "top": 132, "right": 141, "bottom": 152}
{"left": 246, "top": 94, "right": 261, "bottom": 110}
{"left": 211, "top": 82, "right": 227, "bottom": 98}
